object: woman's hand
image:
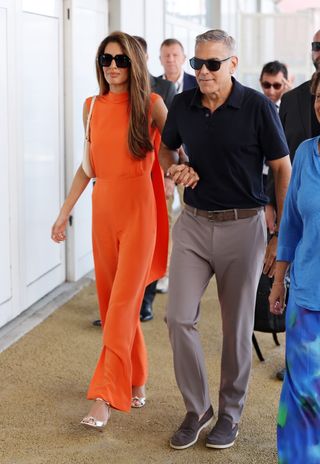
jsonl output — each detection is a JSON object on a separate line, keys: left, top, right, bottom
{"left": 269, "top": 281, "right": 286, "bottom": 315}
{"left": 167, "top": 163, "right": 199, "bottom": 189}
{"left": 51, "top": 214, "right": 69, "bottom": 243}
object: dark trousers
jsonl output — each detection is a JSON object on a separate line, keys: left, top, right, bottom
{"left": 142, "top": 281, "right": 157, "bottom": 307}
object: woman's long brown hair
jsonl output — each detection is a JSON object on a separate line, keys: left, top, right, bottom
{"left": 95, "top": 31, "right": 153, "bottom": 159}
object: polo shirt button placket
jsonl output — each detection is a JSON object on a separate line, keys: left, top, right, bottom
{"left": 205, "top": 111, "right": 210, "bottom": 127}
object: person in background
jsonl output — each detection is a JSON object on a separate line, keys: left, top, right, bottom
{"left": 269, "top": 70, "right": 320, "bottom": 464}
{"left": 52, "top": 31, "right": 168, "bottom": 429}
{"left": 260, "top": 60, "right": 290, "bottom": 192}
{"left": 134, "top": 35, "right": 176, "bottom": 322}
{"left": 160, "top": 29, "right": 291, "bottom": 451}
{"left": 159, "top": 38, "right": 197, "bottom": 93}
{"left": 260, "top": 60, "right": 290, "bottom": 108}
{"left": 267, "top": 29, "right": 320, "bottom": 381}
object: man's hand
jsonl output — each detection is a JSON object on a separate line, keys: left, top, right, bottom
{"left": 265, "top": 204, "right": 277, "bottom": 233}
{"left": 167, "top": 163, "right": 199, "bottom": 189}
{"left": 263, "top": 235, "right": 277, "bottom": 277}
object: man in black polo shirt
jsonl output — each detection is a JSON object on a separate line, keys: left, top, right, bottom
{"left": 159, "top": 29, "right": 291, "bottom": 450}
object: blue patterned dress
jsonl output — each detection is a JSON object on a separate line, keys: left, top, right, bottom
{"left": 277, "top": 136, "right": 320, "bottom": 464}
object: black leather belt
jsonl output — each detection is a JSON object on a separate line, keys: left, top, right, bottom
{"left": 184, "top": 204, "right": 261, "bottom": 222}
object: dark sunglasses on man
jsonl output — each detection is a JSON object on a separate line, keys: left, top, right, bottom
{"left": 98, "top": 53, "right": 131, "bottom": 68}
{"left": 312, "top": 42, "right": 320, "bottom": 52}
{"left": 189, "top": 56, "right": 231, "bottom": 72}
{"left": 261, "top": 81, "right": 283, "bottom": 90}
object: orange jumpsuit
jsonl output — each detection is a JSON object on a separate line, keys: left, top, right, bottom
{"left": 85, "top": 91, "right": 168, "bottom": 412}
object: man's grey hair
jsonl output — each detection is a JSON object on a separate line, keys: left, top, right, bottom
{"left": 195, "top": 29, "right": 236, "bottom": 53}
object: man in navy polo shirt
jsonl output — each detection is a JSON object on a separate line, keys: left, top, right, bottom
{"left": 159, "top": 29, "right": 291, "bottom": 451}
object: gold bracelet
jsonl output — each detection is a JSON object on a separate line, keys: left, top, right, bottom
{"left": 272, "top": 281, "right": 285, "bottom": 286}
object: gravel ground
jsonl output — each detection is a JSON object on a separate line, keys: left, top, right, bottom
{"left": 0, "top": 280, "right": 284, "bottom": 464}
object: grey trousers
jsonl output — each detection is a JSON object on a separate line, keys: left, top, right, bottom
{"left": 166, "top": 207, "right": 266, "bottom": 423}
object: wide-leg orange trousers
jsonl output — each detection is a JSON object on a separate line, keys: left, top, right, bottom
{"left": 87, "top": 175, "right": 157, "bottom": 411}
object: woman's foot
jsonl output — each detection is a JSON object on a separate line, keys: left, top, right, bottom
{"left": 80, "top": 398, "right": 111, "bottom": 430}
{"left": 131, "top": 385, "right": 146, "bottom": 408}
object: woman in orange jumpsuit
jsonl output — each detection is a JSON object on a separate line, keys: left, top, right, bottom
{"left": 51, "top": 32, "right": 168, "bottom": 429}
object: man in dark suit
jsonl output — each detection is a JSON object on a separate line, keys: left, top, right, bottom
{"left": 279, "top": 29, "right": 320, "bottom": 159}
{"left": 267, "top": 30, "right": 320, "bottom": 228}
{"left": 159, "top": 38, "right": 197, "bottom": 92}
{"left": 266, "top": 29, "right": 320, "bottom": 380}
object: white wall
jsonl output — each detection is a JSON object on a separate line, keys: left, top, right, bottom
{"left": 64, "top": 0, "right": 108, "bottom": 281}
{"left": 0, "top": 0, "right": 108, "bottom": 329}
{"left": 108, "top": 0, "right": 166, "bottom": 76}
{"left": 0, "top": 0, "right": 65, "bottom": 328}
{"left": 0, "top": 0, "right": 20, "bottom": 327}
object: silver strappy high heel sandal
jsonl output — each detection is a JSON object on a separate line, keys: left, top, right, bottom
{"left": 80, "top": 398, "right": 111, "bottom": 430}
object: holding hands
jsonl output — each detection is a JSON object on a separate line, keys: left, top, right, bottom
{"left": 166, "top": 163, "right": 199, "bottom": 189}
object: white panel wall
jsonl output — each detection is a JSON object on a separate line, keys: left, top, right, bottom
{"left": 0, "top": 5, "right": 14, "bottom": 326}
{"left": 108, "top": 0, "right": 166, "bottom": 76}
{"left": 120, "top": 0, "right": 144, "bottom": 34}
{"left": 22, "top": 13, "right": 62, "bottom": 285}
{"left": 145, "top": 0, "right": 165, "bottom": 76}
{"left": 20, "top": 3, "right": 65, "bottom": 308}
{"left": 0, "top": 0, "right": 65, "bottom": 328}
{"left": 64, "top": 0, "right": 108, "bottom": 281}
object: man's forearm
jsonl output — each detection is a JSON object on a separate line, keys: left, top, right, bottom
{"left": 178, "top": 146, "right": 189, "bottom": 165}
{"left": 159, "top": 142, "right": 180, "bottom": 173}
{"left": 272, "top": 158, "right": 291, "bottom": 228}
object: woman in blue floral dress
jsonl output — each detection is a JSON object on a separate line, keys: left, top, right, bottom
{"left": 269, "top": 71, "right": 320, "bottom": 464}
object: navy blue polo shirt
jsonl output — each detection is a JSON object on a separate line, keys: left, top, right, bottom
{"left": 162, "top": 78, "right": 289, "bottom": 210}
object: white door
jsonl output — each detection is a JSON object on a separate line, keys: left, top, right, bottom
{"left": 20, "top": 0, "right": 66, "bottom": 309}
{"left": 0, "top": 0, "right": 19, "bottom": 327}
{"left": 64, "top": 0, "right": 108, "bottom": 281}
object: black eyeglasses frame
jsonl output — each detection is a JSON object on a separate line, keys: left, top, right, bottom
{"left": 312, "top": 42, "right": 320, "bottom": 52}
{"left": 189, "top": 56, "right": 232, "bottom": 72}
{"left": 98, "top": 53, "right": 131, "bottom": 68}
{"left": 261, "top": 81, "right": 283, "bottom": 90}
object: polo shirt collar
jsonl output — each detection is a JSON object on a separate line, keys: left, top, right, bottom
{"left": 190, "top": 77, "right": 244, "bottom": 109}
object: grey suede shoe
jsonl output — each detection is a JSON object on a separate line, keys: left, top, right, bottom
{"left": 170, "top": 405, "right": 214, "bottom": 450}
{"left": 206, "top": 416, "right": 239, "bottom": 449}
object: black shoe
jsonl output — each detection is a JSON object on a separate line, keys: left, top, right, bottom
{"left": 92, "top": 319, "right": 101, "bottom": 327}
{"left": 276, "top": 367, "right": 286, "bottom": 381}
{"left": 140, "top": 303, "right": 153, "bottom": 322}
{"left": 170, "top": 405, "right": 214, "bottom": 450}
{"left": 206, "top": 415, "right": 239, "bottom": 449}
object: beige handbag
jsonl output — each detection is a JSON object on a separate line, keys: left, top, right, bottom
{"left": 82, "top": 96, "right": 96, "bottom": 178}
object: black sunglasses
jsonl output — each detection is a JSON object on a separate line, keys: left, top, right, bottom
{"left": 98, "top": 53, "right": 131, "bottom": 68}
{"left": 312, "top": 42, "right": 320, "bottom": 52}
{"left": 261, "top": 81, "right": 282, "bottom": 90}
{"left": 189, "top": 56, "right": 231, "bottom": 71}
